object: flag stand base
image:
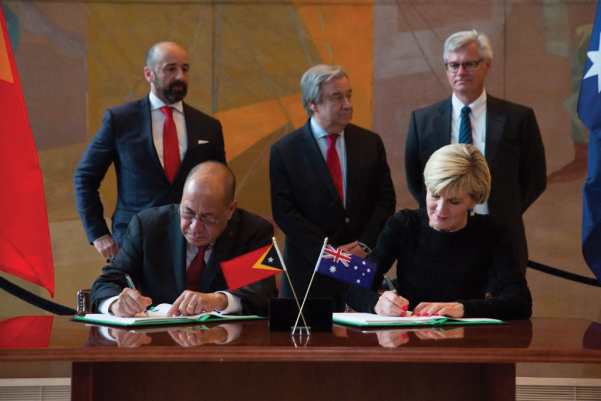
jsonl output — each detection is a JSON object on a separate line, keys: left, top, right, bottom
{"left": 268, "top": 298, "right": 333, "bottom": 332}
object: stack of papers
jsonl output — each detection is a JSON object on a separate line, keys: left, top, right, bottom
{"left": 72, "top": 303, "right": 262, "bottom": 327}
{"left": 333, "top": 313, "right": 503, "bottom": 327}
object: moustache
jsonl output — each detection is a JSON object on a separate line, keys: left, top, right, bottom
{"left": 170, "top": 80, "right": 188, "bottom": 91}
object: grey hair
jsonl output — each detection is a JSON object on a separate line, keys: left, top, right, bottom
{"left": 301, "top": 65, "right": 348, "bottom": 116}
{"left": 424, "top": 144, "right": 491, "bottom": 204}
{"left": 443, "top": 30, "right": 493, "bottom": 62}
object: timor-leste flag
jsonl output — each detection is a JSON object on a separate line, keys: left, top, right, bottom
{"left": 221, "top": 245, "right": 283, "bottom": 291}
{"left": 0, "top": 7, "right": 54, "bottom": 296}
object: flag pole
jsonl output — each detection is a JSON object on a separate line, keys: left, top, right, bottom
{"left": 292, "top": 237, "right": 328, "bottom": 334}
{"left": 272, "top": 237, "right": 309, "bottom": 330}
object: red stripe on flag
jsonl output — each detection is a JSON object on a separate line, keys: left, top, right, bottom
{"left": 0, "top": 7, "right": 54, "bottom": 296}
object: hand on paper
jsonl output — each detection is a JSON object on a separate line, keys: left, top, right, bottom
{"left": 168, "top": 326, "right": 228, "bottom": 347}
{"left": 109, "top": 328, "right": 152, "bottom": 348}
{"left": 93, "top": 235, "right": 119, "bottom": 259}
{"left": 110, "top": 288, "right": 152, "bottom": 317}
{"left": 339, "top": 241, "right": 368, "bottom": 258}
{"left": 413, "top": 302, "right": 464, "bottom": 318}
{"left": 168, "top": 291, "right": 228, "bottom": 316}
{"left": 374, "top": 291, "right": 409, "bottom": 316}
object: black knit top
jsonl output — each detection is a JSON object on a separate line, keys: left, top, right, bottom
{"left": 346, "top": 209, "right": 532, "bottom": 319}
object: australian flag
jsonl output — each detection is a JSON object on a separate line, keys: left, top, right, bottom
{"left": 578, "top": 1, "right": 601, "bottom": 283}
{"left": 316, "top": 245, "right": 376, "bottom": 290}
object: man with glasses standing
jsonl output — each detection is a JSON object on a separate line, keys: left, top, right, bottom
{"left": 91, "top": 162, "right": 277, "bottom": 317}
{"left": 405, "top": 30, "right": 546, "bottom": 284}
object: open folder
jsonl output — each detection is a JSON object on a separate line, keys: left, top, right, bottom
{"left": 71, "top": 303, "right": 262, "bottom": 327}
{"left": 333, "top": 312, "right": 504, "bottom": 327}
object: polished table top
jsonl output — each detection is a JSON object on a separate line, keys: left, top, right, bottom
{"left": 0, "top": 316, "right": 600, "bottom": 364}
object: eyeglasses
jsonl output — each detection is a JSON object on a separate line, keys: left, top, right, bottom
{"left": 178, "top": 206, "right": 229, "bottom": 226}
{"left": 445, "top": 59, "right": 484, "bottom": 73}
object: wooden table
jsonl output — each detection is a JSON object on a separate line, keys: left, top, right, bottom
{"left": 0, "top": 316, "right": 600, "bottom": 401}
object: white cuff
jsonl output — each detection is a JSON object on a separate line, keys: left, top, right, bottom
{"left": 98, "top": 295, "right": 119, "bottom": 315}
{"left": 215, "top": 291, "right": 242, "bottom": 314}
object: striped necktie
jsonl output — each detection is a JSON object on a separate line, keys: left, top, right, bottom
{"left": 459, "top": 106, "right": 473, "bottom": 144}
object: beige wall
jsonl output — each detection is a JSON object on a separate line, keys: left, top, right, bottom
{"left": 1, "top": 0, "right": 599, "bottom": 378}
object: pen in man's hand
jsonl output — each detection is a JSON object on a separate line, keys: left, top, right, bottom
{"left": 125, "top": 274, "right": 148, "bottom": 316}
{"left": 383, "top": 274, "right": 408, "bottom": 317}
{"left": 125, "top": 274, "right": 137, "bottom": 291}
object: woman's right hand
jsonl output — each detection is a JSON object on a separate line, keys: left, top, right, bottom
{"left": 374, "top": 291, "right": 409, "bottom": 316}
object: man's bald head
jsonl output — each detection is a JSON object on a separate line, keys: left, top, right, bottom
{"left": 180, "top": 162, "right": 237, "bottom": 247}
{"left": 184, "top": 162, "right": 236, "bottom": 207}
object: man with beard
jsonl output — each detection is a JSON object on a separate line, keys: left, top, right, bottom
{"left": 75, "top": 41, "right": 226, "bottom": 260}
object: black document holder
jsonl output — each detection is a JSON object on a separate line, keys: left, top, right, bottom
{"left": 269, "top": 297, "right": 333, "bottom": 332}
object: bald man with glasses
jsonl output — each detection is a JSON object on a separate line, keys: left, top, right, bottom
{"left": 91, "top": 161, "right": 277, "bottom": 317}
{"left": 405, "top": 30, "right": 547, "bottom": 287}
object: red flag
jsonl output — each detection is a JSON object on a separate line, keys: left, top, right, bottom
{"left": 0, "top": 316, "right": 53, "bottom": 348}
{"left": 221, "top": 245, "right": 283, "bottom": 291}
{"left": 0, "top": 7, "right": 54, "bottom": 296}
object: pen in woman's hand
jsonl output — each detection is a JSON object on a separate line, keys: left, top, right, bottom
{"left": 383, "top": 274, "right": 408, "bottom": 316}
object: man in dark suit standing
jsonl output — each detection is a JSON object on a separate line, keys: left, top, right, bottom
{"left": 270, "top": 65, "right": 396, "bottom": 311}
{"left": 74, "top": 41, "right": 226, "bottom": 260}
{"left": 91, "top": 162, "right": 277, "bottom": 317}
{"left": 405, "top": 30, "right": 547, "bottom": 279}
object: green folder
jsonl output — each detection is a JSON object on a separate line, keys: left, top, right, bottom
{"left": 71, "top": 303, "right": 262, "bottom": 327}
{"left": 333, "top": 313, "right": 504, "bottom": 327}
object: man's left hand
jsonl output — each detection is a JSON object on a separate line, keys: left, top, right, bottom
{"left": 339, "top": 241, "right": 368, "bottom": 258}
{"left": 167, "top": 291, "right": 228, "bottom": 316}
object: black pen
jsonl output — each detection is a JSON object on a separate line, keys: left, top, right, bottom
{"left": 383, "top": 274, "right": 408, "bottom": 316}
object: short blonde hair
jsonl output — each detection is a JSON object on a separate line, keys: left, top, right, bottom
{"left": 423, "top": 144, "right": 491, "bottom": 204}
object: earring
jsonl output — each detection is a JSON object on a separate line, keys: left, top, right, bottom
{"left": 467, "top": 207, "right": 475, "bottom": 217}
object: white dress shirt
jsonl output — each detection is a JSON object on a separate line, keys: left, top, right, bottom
{"left": 310, "top": 117, "right": 348, "bottom": 207}
{"left": 451, "top": 90, "right": 489, "bottom": 215}
{"left": 148, "top": 91, "right": 188, "bottom": 164}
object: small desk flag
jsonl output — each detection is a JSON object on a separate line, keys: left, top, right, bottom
{"left": 221, "top": 245, "right": 283, "bottom": 291}
{"left": 316, "top": 245, "right": 376, "bottom": 290}
{"left": 578, "top": 1, "right": 601, "bottom": 283}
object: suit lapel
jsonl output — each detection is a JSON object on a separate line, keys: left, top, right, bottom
{"left": 435, "top": 98, "right": 453, "bottom": 147}
{"left": 485, "top": 95, "right": 505, "bottom": 167}
{"left": 201, "top": 211, "right": 239, "bottom": 292}
{"left": 137, "top": 96, "right": 166, "bottom": 179}
{"left": 344, "top": 125, "right": 360, "bottom": 209}
{"left": 168, "top": 208, "right": 187, "bottom": 294}
{"left": 175, "top": 102, "right": 197, "bottom": 184}
{"left": 300, "top": 121, "right": 342, "bottom": 204}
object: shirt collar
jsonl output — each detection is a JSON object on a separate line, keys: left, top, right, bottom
{"left": 451, "top": 90, "right": 487, "bottom": 119}
{"left": 149, "top": 91, "right": 184, "bottom": 114}
{"left": 310, "top": 117, "right": 345, "bottom": 139}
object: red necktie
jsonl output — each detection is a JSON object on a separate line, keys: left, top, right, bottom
{"left": 326, "top": 134, "right": 344, "bottom": 204}
{"left": 160, "top": 106, "right": 180, "bottom": 183}
{"left": 186, "top": 246, "right": 207, "bottom": 292}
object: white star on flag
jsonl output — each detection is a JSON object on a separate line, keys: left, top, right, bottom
{"left": 584, "top": 33, "right": 601, "bottom": 93}
{"left": 268, "top": 257, "right": 274, "bottom": 263}
{"left": 329, "top": 265, "right": 337, "bottom": 273}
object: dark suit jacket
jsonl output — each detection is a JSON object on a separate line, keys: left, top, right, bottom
{"left": 405, "top": 95, "right": 547, "bottom": 272}
{"left": 74, "top": 96, "right": 226, "bottom": 247}
{"left": 91, "top": 205, "right": 277, "bottom": 316}
{"left": 270, "top": 120, "right": 396, "bottom": 310}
